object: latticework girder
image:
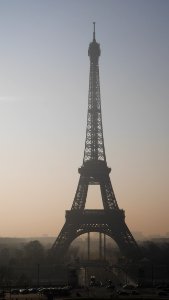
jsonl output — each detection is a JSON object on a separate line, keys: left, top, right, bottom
{"left": 52, "top": 209, "right": 138, "bottom": 259}
{"left": 83, "top": 32, "right": 106, "bottom": 163}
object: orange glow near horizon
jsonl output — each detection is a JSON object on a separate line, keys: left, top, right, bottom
{"left": 0, "top": 1, "right": 169, "bottom": 239}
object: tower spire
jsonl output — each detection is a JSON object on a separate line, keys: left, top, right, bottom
{"left": 93, "top": 21, "right": 96, "bottom": 41}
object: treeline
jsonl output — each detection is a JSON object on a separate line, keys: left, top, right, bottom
{"left": 1, "top": 239, "right": 169, "bottom": 265}
{"left": 140, "top": 240, "right": 169, "bottom": 264}
{"left": 0, "top": 239, "right": 169, "bottom": 286}
{"left": 1, "top": 239, "right": 169, "bottom": 266}
{"left": 0, "top": 240, "right": 80, "bottom": 286}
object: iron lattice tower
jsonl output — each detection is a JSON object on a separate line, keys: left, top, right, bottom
{"left": 52, "top": 24, "right": 139, "bottom": 259}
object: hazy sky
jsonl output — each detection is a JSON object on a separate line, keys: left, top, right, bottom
{"left": 0, "top": 0, "right": 169, "bottom": 238}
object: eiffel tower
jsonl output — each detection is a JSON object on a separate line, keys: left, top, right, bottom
{"left": 52, "top": 23, "right": 139, "bottom": 260}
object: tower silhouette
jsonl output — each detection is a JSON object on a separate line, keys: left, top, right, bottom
{"left": 52, "top": 23, "right": 139, "bottom": 259}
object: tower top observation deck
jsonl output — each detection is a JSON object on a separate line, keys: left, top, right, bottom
{"left": 88, "top": 22, "right": 101, "bottom": 61}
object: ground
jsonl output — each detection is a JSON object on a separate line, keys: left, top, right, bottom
{"left": 2, "top": 286, "right": 169, "bottom": 300}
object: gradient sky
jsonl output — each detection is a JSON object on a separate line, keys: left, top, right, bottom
{"left": 0, "top": 0, "right": 169, "bottom": 238}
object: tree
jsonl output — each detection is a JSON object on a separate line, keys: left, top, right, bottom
{"left": 24, "top": 240, "right": 44, "bottom": 264}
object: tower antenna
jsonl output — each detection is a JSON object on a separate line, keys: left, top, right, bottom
{"left": 93, "top": 21, "right": 96, "bottom": 41}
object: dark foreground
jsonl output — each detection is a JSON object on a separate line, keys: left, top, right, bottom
{"left": 1, "top": 285, "right": 169, "bottom": 300}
